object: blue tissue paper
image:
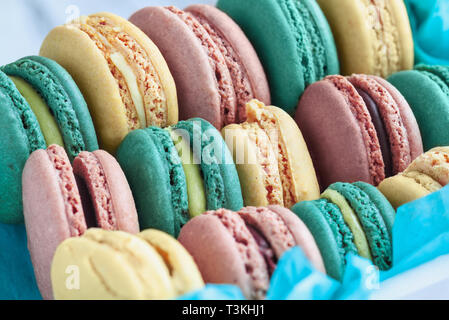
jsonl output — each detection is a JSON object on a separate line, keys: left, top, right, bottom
{"left": 405, "top": 0, "right": 449, "bottom": 65}
{"left": 0, "top": 223, "right": 41, "bottom": 300}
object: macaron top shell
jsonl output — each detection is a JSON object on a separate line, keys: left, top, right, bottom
{"left": 40, "top": 12, "right": 178, "bottom": 153}
{"left": 388, "top": 65, "right": 449, "bottom": 150}
{"left": 0, "top": 71, "right": 46, "bottom": 224}
{"left": 185, "top": 4, "right": 271, "bottom": 122}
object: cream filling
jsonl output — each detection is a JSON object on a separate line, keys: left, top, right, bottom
{"left": 110, "top": 52, "right": 146, "bottom": 129}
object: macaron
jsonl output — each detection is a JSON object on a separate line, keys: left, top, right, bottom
{"left": 222, "top": 99, "right": 320, "bottom": 208}
{"left": 22, "top": 145, "right": 139, "bottom": 300}
{"left": 379, "top": 147, "right": 449, "bottom": 209}
{"left": 388, "top": 65, "right": 449, "bottom": 151}
{"left": 0, "top": 56, "right": 98, "bottom": 224}
{"left": 117, "top": 118, "right": 243, "bottom": 237}
{"left": 178, "top": 206, "right": 325, "bottom": 299}
{"left": 296, "top": 74, "right": 423, "bottom": 190}
{"left": 316, "top": 0, "right": 414, "bottom": 77}
{"left": 291, "top": 182, "right": 394, "bottom": 280}
{"left": 51, "top": 229, "right": 204, "bottom": 300}
{"left": 40, "top": 12, "right": 178, "bottom": 153}
{"left": 129, "top": 5, "right": 270, "bottom": 129}
{"left": 217, "top": 0, "right": 339, "bottom": 115}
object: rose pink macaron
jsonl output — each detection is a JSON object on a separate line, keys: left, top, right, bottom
{"left": 295, "top": 74, "right": 423, "bottom": 190}
{"left": 22, "top": 144, "right": 139, "bottom": 300}
{"left": 178, "top": 206, "right": 325, "bottom": 299}
{"left": 130, "top": 5, "right": 270, "bottom": 129}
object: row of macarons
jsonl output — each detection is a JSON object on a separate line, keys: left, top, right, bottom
{"left": 2, "top": 1, "right": 449, "bottom": 224}
{"left": 16, "top": 97, "right": 449, "bottom": 300}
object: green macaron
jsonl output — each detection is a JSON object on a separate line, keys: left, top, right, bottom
{"left": 217, "top": 0, "right": 339, "bottom": 115}
{"left": 116, "top": 118, "right": 243, "bottom": 237}
{"left": 388, "top": 65, "right": 449, "bottom": 151}
{"left": 0, "top": 56, "right": 98, "bottom": 224}
{"left": 292, "top": 182, "right": 393, "bottom": 280}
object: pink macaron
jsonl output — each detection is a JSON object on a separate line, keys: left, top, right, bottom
{"left": 22, "top": 145, "right": 139, "bottom": 300}
{"left": 295, "top": 74, "right": 423, "bottom": 190}
{"left": 178, "top": 206, "right": 325, "bottom": 299}
{"left": 130, "top": 5, "right": 270, "bottom": 129}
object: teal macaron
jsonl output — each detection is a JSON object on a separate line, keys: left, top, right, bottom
{"left": 117, "top": 118, "right": 243, "bottom": 237}
{"left": 217, "top": 0, "right": 339, "bottom": 115}
{"left": 0, "top": 56, "right": 98, "bottom": 224}
{"left": 292, "top": 182, "right": 394, "bottom": 280}
{"left": 388, "top": 65, "right": 449, "bottom": 151}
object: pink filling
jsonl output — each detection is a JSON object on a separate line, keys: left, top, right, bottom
{"left": 348, "top": 75, "right": 411, "bottom": 174}
{"left": 192, "top": 12, "right": 253, "bottom": 123}
{"left": 325, "top": 75, "right": 385, "bottom": 185}
{"left": 205, "top": 209, "right": 269, "bottom": 300}
{"left": 46, "top": 145, "right": 87, "bottom": 237}
{"left": 73, "top": 152, "right": 116, "bottom": 230}
{"left": 166, "top": 6, "right": 236, "bottom": 126}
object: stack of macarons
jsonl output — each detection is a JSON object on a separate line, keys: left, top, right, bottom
{"left": 0, "top": 56, "right": 98, "bottom": 224}
{"left": 129, "top": 5, "right": 270, "bottom": 129}
{"left": 23, "top": 144, "right": 139, "bottom": 299}
{"left": 291, "top": 181, "right": 395, "bottom": 280}
{"left": 379, "top": 147, "right": 449, "bottom": 209}
{"left": 222, "top": 99, "right": 320, "bottom": 207}
{"left": 296, "top": 74, "right": 423, "bottom": 190}
{"left": 178, "top": 206, "right": 325, "bottom": 299}
{"left": 40, "top": 12, "right": 179, "bottom": 153}
{"left": 217, "top": 0, "right": 339, "bottom": 115}
{"left": 117, "top": 118, "right": 243, "bottom": 237}
{"left": 51, "top": 229, "right": 204, "bottom": 300}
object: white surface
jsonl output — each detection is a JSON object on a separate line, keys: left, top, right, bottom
{"left": 371, "top": 255, "right": 449, "bottom": 300}
{"left": 0, "top": 0, "right": 217, "bottom": 65}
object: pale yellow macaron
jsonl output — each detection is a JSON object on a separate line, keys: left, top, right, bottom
{"left": 40, "top": 12, "right": 178, "bottom": 153}
{"left": 222, "top": 99, "right": 320, "bottom": 208}
{"left": 317, "top": 0, "right": 414, "bottom": 77}
{"left": 51, "top": 229, "right": 203, "bottom": 300}
{"left": 379, "top": 147, "right": 449, "bottom": 209}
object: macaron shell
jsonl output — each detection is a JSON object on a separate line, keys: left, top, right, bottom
{"left": 178, "top": 213, "right": 267, "bottom": 299}
{"left": 388, "top": 70, "right": 449, "bottom": 150}
{"left": 378, "top": 174, "right": 432, "bottom": 209}
{"left": 371, "top": 76, "right": 423, "bottom": 161}
{"left": 116, "top": 129, "right": 176, "bottom": 236}
{"left": 22, "top": 149, "right": 80, "bottom": 300}
{"left": 40, "top": 25, "right": 129, "bottom": 153}
{"left": 185, "top": 4, "right": 271, "bottom": 116}
{"left": 268, "top": 205, "right": 326, "bottom": 273}
{"left": 138, "top": 229, "right": 204, "bottom": 295}
{"left": 94, "top": 12, "right": 179, "bottom": 127}
{"left": 9, "top": 76, "right": 64, "bottom": 147}
{"left": 91, "top": 150, "right": 140, "bottom": 233}
{"left": 406, "top": 148, "right": 449, "bottom": 186}
{"left": 353, "top": 181, "right": 396, "bottom": 239}
{"left": 295, "top": 80, "right": 373, "bottom": 189}
{"left": 264, "top": 104, "right": 320, "bottom": 202}
{"left": 291, "top": 201, "right": 344, "bottom": 280}
{"left": 222, "top": 124, "right": 272, "bottom": 207}
{"left": 321, "top": 189, "right": 372, "bottom": 261}
{"left": 130, "top": 7, "right": 223, "bottom": 129}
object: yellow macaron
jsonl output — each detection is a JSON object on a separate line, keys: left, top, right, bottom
{"left": 51, "top": 229, "right": 203, "bottom": 300}
{"left": 222, "top": 99, "right": 320, "bottom": 208}
{"left": 40, "top": 12, "right": 178, "bottom": 153}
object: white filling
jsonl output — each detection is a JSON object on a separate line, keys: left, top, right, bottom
{"left": 110, "top": 52, "right": 146, "bottom": 128}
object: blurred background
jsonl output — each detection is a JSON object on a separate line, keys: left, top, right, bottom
{"left": 0, "top": 0, "right": 216, "bottom": 65}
